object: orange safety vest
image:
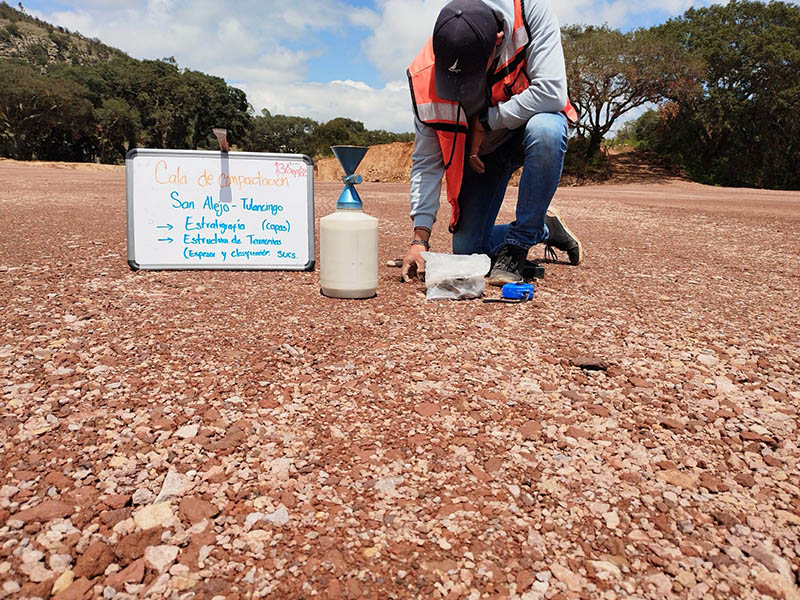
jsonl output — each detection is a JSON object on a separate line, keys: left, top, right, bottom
{"left": 407, "top": 0, "right": 577, "bottom": 231}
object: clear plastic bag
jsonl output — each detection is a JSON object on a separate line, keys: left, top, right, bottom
{"left": 420, "top": 252, "right": 490, "bottom": 300}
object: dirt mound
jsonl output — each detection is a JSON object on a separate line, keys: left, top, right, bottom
{"left": 2, "top": 144, "right": 683, "bottom": 187}
{"left": 314, "top": 142, "right": 686, "bottom": 187}
{"left": 606, "top": 150, "right": 684, "bottom": 184}
{"left": 314, "top": 142, "right": 414, "bottom": 183}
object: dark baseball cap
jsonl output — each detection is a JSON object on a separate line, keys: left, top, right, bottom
{"left": 432, "top": 0, "right": 498, "bottom": 102}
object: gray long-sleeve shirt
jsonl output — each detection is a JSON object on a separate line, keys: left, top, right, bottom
{"left": 409, "top": 0, "right": 568, "bottom": 232}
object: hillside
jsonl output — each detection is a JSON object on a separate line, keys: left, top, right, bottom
{"left": 0, "top": 2, "right": 125, "bottom": 67}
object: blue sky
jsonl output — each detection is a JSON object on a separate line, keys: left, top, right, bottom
{"left": 24, "top": 0, "right": 740, "bottom": 132}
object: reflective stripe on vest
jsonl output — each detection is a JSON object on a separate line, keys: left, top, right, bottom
{"left": 408, "top": 0, "right": 576, "bottom": 231}
{"left": 495, "top": 0, "right": 528, "bottom": 75}
{"left": 416, "top": 101, "right": 468, "bottom": 128}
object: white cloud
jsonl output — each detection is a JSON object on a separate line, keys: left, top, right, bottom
{"left": 31, "top": 0, "right": 414, "bottom": 130}
{"left": 36, "top": 1, "right": 373, "bottom": 68}
{"left": 362, "top": 0, "right": 448, "bottom": 81}
{"left": 552, "top": 0, "right": 715, "bottom": 28}
{"left": 358, "top": 0, "right": 722, "bottom": 84}
{"left": 243, "top": 79, "right": 413, "bottom": 132}
{"left": 29, "top": 0, "right": 776, "bottom": 133}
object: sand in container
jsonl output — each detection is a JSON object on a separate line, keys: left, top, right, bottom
{"left": 319, "top": 146, "right": 378, "bottom": 299}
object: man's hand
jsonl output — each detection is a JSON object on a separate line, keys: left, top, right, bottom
{"left": 401, "top": 244, "right": 426, "bottom": 282}
{"left": 468, "top": 116, "right": 487, "bottom": 173}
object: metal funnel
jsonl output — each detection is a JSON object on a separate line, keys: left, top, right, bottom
{"left": 331, "top": 145, "right": 368, "bottom": 175}
{"left": 332, "top": 145, "right": 369, "bottom": 210}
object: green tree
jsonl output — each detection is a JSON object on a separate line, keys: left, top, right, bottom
{"left": 244, "top": 110, "right": 318, "bottom": 155}
{"left": 60, "top": 57, "right": 251, "bottom": 153}
{"left": 614, "top": 109, "right": 662, "bottom": 150}
{"left": 653, "top": 0, "right": 800, "bottom": 188}
{"left": 312, "top": 117, "right": 368, "bottom": 155}
{"left": 111, "top": 60, "right": 250, "bottom": 151}
{"left": 243, "top": 112, "right": 413, "bottom": 156}
{"left": 562, "top": 24, "right": 697, "bottom": 157}
{"left": 363, "top": 128, "right": 414, "bottom": 145}
{"left": 94, "top": 97, "right": 140, "bottom": 163}
{"left": 0, "top": 60, "right": 94, "bottom": 160}
{"left": 135, "top": 60, "right": 196, "bottom": 148}
{"left": 182, "top": 69, "right": 251, "bottom": 150}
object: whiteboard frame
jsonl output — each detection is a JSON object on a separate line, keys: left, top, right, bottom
{"left": 125, "top": 148, "right": 315, "bottom": 271}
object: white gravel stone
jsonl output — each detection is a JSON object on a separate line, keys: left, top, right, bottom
{"left": 536, "top": 571, "right": 551, "bottom": 583}
{"left": 713, "top": 376, "right": 738, "bottom": 395}
{"left": 3, "top": 581, "right": 21, "bottom": 594}
{"left": 49, "top": 553, "right": 73, "bottom": 571}
{"left": 268, "top": 458, "right": 293, "bottom": 481}
{"left": 588, "top": 560, "right": 622, "bottom": 580}
{"left": 603, "top": 510, "right": 620, "bottom": 529}
{"left": 144, "top": 545, "right": 179, "bottom": 572}
{"left": 155, "top": 470, "right": 187, "bottom": 503}
{"left": 198, "top": 545, "right": 214, "bottom": 564}
{"left": 265, "top": 505, "right": 290, "bottom": 525}
{"left": 132, "top": 488, "right": 155, "bottom": 505}
{"left": 25, "top": 563, "right": 54, "bottom": 583}
{"left": 532, "top": 580, "right": 549, "bottom": 593}
{"left": 133, "top": 502, "right": 174, "bottom": 530}
{"left": 244, "top": 512, "right": 267, "bottom": 530}
{"left": 0, "top": 486, "right": 20, "bottom": 499}
{"left": 374, "top": 476, "right": 404, "bottom": 497}
{"left": 147, "top": 573, "right": 172, "bottom": 594}
{"left": 21, "top": 548, "right": 44, "bottom": 564}
{"left": 696, "top": 353, "right": 719, "bottom": 367}
{"left": 175, "top": 424, "right": 199, "bottom": 439}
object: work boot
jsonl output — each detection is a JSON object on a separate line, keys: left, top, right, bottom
{"left": 494, "top": 258, "right": 543, "bottom": 280}
{"left": 488, "top": 244, "right": 527, "bottom": 286}
{"left": 544, "top": 209, "right": 583, "bottom": 265}
{"left": 522, "top": 259, "right": 545, "bottom": 280}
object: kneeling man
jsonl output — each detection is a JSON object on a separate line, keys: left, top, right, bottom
{"left": 402, "top": 0, "right": 583, "bottom": 284}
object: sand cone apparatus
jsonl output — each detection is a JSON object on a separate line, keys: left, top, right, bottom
{"left": 320, "top": 146, "right": 378, "bottom": 299}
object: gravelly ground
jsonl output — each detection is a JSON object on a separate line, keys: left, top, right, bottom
{"left": 1, "top": 162, "right": 799, "bottom": 600}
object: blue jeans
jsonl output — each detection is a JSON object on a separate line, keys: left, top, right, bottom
{"left": 452, "top": 112, "right": 568, "bottom": 256}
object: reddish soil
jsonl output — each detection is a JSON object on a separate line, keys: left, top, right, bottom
{"left": 313, "top": 142, "right": 684, "bottom": 187}
{"left": 1, "top": 160, "right": 799, "bottom": 600}
{"left": 315, "top": 142, "right": 414, "bottom": 183}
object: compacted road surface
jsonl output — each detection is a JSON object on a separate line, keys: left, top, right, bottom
{"left": 1, "top": 161, "right": 799, "bottom": 599}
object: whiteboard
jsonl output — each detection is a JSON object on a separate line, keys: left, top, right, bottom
{"left": 126, "top": 149, "right": 314, "bottom": 270}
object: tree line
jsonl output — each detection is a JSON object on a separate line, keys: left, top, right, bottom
{"left": 620, "top": 1, "right": 800, "bottom": 189}
{"left": 1, "top": 0, "right": 799, "bottom": 189}
{"left": 0, "top": 56, "right": 412, "bottom": 164}
{"left": 565, "top": 0, "right": 800, "bottom": 189}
